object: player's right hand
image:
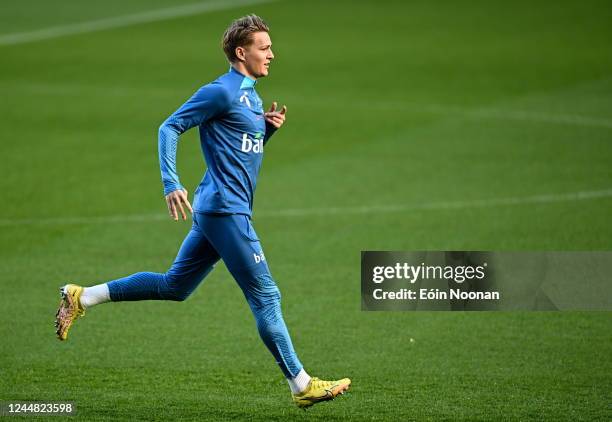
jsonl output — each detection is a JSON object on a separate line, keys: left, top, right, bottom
{"left": 165, "top": 189, "right": 193, "bottom": 221}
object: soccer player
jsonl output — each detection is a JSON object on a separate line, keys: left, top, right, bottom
{"left": 54, "top": 14, "right": 351, "bottom": 409}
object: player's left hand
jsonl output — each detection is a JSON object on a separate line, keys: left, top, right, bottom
{"left": 264, "top": 102, "right": 287, "bottom": 128}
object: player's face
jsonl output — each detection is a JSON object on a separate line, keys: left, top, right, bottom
{"left": 242, "top": 31, "right": 274, "bottom": 78}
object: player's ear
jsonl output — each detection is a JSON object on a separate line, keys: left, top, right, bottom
{"left": 235, "top": 46, "right": 246, "bottom": 62}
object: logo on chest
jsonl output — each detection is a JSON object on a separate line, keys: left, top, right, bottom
{"left": 239, "top": 92, "right": 251, "bottom": 108}
{"left": 241, "top": 133, "right": 263, "bottom": 154}
{"left": 239, "top": 91, "right": 263, "bottom": 110}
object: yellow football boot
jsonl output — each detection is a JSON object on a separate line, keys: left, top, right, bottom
{"left": 55, "top": 284, "right": 85, "bottom": 341}
{"left": 292, "top": 376, "right": 351, "bottom": 408}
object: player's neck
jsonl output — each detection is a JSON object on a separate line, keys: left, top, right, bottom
{"left": 231, "top": 62, "right": 257, "bottom": 81}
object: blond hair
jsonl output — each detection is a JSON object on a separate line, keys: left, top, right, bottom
{"left": 222, "top": 14, "right": 269, "bottom": 63}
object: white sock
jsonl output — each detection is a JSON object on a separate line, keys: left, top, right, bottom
{"left": 287, "top": 368, "right": 311, "bottom": 394}
{"left": 80, "top": 283, "right": 110, "bottom": 309}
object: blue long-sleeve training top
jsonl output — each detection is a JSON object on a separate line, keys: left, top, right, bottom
{"left": 158, "top": 66, "right": 278, "bottom": 216}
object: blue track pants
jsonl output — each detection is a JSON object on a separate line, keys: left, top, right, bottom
{"left": 107, "top": 213, "right": 303, "bottom": 378}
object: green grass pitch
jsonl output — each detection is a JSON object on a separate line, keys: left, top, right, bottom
{"left": 1, "top": 0, "right": 611, "bottom": 420}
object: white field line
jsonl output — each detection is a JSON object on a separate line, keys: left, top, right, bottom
{"left": 0, "top": 0, "right": 277, "bottom": 46}
{"left": 7, "top": 82, "right": 612, "bottom": 130}
{"left": 420, "top": 104, "right": 612, "bottom": 130}
{"left": 290, "top": 99, "right": 612, "bottom": 130}
{"left": 331, "top": 100, "right": 612, "bottom": 130}
{"left": 1, "top": 189, "right": 611, "bottom": 227}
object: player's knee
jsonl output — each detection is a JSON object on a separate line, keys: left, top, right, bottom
{"left": 264, "top": 286, "right": 281, "bottom": 304}
{"left": 169, "top": 289, "right": 191, "bottom": 302}
{"left": 246, "top": 274, "right": 282, "bottom": 313}
{"left": 161, "top": 286, "right": 192, "bottom": 302}
{"left": 248, "top": 291, "right": 280, "bottom": 310}
{"left": 161, "top": 273, "right": 194, "bottom": 302}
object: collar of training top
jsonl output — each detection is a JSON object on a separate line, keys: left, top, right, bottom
{"left": 229, "top": 66, "right": 257, "bottom": 89}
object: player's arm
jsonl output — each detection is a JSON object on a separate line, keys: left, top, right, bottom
{"left": 263, "top": 101, "right": 287, "bottom": 146}
{"left": 158, "top": 83, "right": 230, "bottom": 220}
